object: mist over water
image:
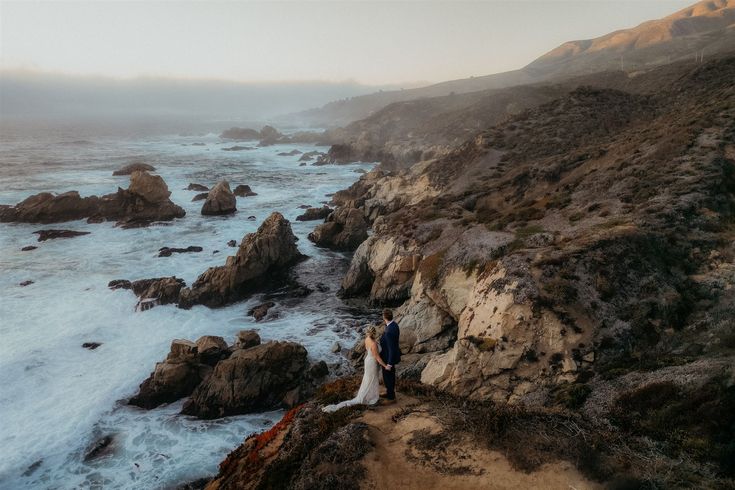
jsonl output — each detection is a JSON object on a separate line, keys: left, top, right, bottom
{"left": 0, "top": 122, "right": 374, "bottom": 488}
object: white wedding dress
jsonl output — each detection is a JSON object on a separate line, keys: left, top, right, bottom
{"left": 323, "top": 344, "right": 381, "bottom": 412}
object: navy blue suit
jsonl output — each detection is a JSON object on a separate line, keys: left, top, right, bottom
{"left": 380, "top": 320, "right": 401, "bottom": 399}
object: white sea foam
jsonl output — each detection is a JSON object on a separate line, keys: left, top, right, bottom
{"left": 0, "top": 131, "right": 373, "bottom": 489}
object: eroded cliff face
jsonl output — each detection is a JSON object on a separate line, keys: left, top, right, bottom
{"left": 326, "top": 57, "right": 735, "bottom": 408}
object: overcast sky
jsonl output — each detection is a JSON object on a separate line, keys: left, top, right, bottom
{"left": 1, "top": 0, "right": 694, "bottom": 85}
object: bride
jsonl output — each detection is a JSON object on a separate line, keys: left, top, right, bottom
{"left": 323, "top": 326, "right": 388, "bottom": 412}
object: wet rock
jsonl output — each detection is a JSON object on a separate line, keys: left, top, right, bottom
{"left": 277, "top": 149, "right": 302, "bottom": 156}
{"left": 233, "top": 184, "right": 257, "bottom": 197}
{"left": 192, "top": 192, "right": 208, "bottom": 202}
{"left": 248, "top": 301, "right": 275, "bottom": 321}
{"left": 83, "top": 434, "right": 117, "bottom": 462}
{"left": 247, "top": 215, "right": 256, "bottom": 220}
{"left": 112, "top": 162, "right": 155, "bottom": 176}
{"left": 201, "top": 181, "right": 237, "bottom": 216}
{"left": 331, "top": 341, "right": 341, "bottom": 353}
{"left": 19, "top": 280, "right": 34, "bottom": 287}
{"left": 0, "top": 171, "right": 186, "bottom": 227}
{"left": 158, "top": 246, "right": 203, "bottom": 257}
{"left": 108, "top": 279, "right": 132, "bottom": 290}
{"left": 236, "top": 330, "right": 261, "bottom": 349}
{"left": 82, "top": 342, "right": 102, "bottom": 350}
{"left": 34, "top": 229, "right": 91, "bottom": 241}
{"left": 296, "top": 206, "right": 332, "bottom": 221}
{"left": 195, "top": 335, "right": 230, "bottom": 365}
{"left": 308, "top": 207, "right": 368, "bottom": 251}
{"left": 227, "top": 239, "right": 237, "bottom": 247}
{"left": 181, "top": 341, "right": 314, "bottom": 418}
{"left": 298, "top": 151, "right": 325, "bottom": 162}
{"left": 21, "top": 246, "right": 37, "bottom": 251}
{"left": 125, "top": 277, "right": 186, "bottom": 310}
{"left": 222, "top": 145, "right": 255, "bottom": 151}
{"left": 220, "top": 127, "right": 260, "bottom": 140}
{"left": 129, "top": 338, "right": 214, "bottom": 409}
{"left": 178, "top": 212, "right": 305, "bottom": 308}
{"left": 21, "top": 460, "right": 42, "bottom": 477}
{"left": 186, "top": 183, "right": 209, "bottom": 191}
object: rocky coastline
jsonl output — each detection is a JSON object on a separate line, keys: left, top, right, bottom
{"left": 193, "top": 56, "right": 735, "bottom": 489}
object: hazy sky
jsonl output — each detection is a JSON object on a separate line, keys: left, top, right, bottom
{"left": 1, "top": 0, "right": 694, "bottom": 85}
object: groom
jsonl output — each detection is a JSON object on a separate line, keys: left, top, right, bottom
{"left": 379, "top": 308, "right": 401, "bottom": 404}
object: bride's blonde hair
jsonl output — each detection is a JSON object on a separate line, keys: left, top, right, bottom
{"left": 366, "top": 325, "right": 378, "bottom": 339}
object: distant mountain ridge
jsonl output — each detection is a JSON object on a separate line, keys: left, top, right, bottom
{"left": 295, "top": 0, "right": 735, "bottom": 127}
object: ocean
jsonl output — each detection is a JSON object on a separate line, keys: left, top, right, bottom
{"left": 0, "top": 121, "right": 372, "bottom": 489}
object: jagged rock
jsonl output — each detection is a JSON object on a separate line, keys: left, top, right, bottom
{"left": 33, "top": 229, "right": 90, "bottom": 242}
{"left": 192, "top": 192, "right": 208, "bottom": 202}
{"left": 82, "top": 342, "right": 102, "bottom": 350}
{"left": 21, "top": 246, "right": 37, "bottom": 251}
{"left": 195, "top": 336, "right": 230, "bottom": 365}
{"left": 233, "top": 184, "right": 257, "bottom": 197}
{"left": 181, "top": 341, "right": 315, "bottom": 418}
{"left": 186, "top": 183, "right": 209, "bottom": 191}
{"left": 220, "top": 127, "right": 260, "bottom": 140}
{"left": 178, "top": 212, "right": 305, "bottom": 308}
{"left": 116, "top": 277, "right": 186, "bottom": 310}
{"left": 129, "top": 339, "right": 216, "bottom": 409}
{"left": 158, "top": 246, "right": 203, "bottom": 257}
{"left": 296, "top": 206, "right": 332, "bottom": 221}
{"left": 0, "top": 171, "right": 185, "bottom": 226}
{"left": 308, "top": 207, "right": 368, "bottom": 251}
{"left": 236, "top": 330, "right": 261, "bottom": 349}
{"left": 227, "top": 239, "right": 237, "bottom": 247}
{"left": 19, "top": 280, "right": 34, "bottom": 287}
{"left": 201, "top": 181, "right": 237, "bottom": 216}
{"left": 112, "top": 162, "right": 155, "bottom": 176}
{"left": 108, "top": 279, "right": 132, "bottom": 290}
{"left": 248, "top": 301, "right": 275, "bottom": 321}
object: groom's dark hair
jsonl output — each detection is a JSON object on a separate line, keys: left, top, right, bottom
{"left": 383, "top": 309, "right": 393, "bottom": 321}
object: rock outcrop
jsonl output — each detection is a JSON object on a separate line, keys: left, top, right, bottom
{"left": 181, "top": 341, "right": 316, "bottom": 418}
{"left": 233, "top": 184, "right": 257, "bottom": 197}
{"left": 296, "top": 206, "right": 332, "bottom": 221}
{"left": 112, "top": 162, "right": 155, "bottom": 176}
{"left": 178, "top": 212, "right": 305, "bottom": 308}
{"left": 110, "top": 276, "right": 186, "bottom": 310}
{"left": 130, "top": 334, "right": 326, "bottom": 419}
{"left": 201, "top": 181, "right": 237, "bottom": 216}
{"left": 186, "top": 183, "right": 209, "bottom": 191}
{"left": 33, "top": 229, "right": 90, "bottom": 241}
{"left": 307, "top": 207, "right": 368, "bottom": 251}
{"left": 220, "top": 127, "right": 260, "bottom": 140}
{"left": 0, "top": 171, "right": 185, "bottom": 227}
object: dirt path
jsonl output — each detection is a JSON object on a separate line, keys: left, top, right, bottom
{"left": 356, "top": 395, "right": 601, "bottom": 490}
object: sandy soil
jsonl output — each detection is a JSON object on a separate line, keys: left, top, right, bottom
{"left": 357, "top": 395, "right": 601, "bottom": 490}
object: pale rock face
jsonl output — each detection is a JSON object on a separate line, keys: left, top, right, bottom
{"left": 421, "top": 262, "right": 586, "bottom": 402}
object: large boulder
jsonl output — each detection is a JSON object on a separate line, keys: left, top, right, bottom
{"left": 128, "top": 336, "right": 229, "bottom": 409}
{"left": 258, "top": 125, "right": 284, "bottom": 146}
{"left": 181, "top": 341, "right": 313, "bottom": 418}
{"left": 233, "top": 184, "right": 257, "bottom": 197}
{"left": 131, "top": 277, "right": 186, "bottom": 306}
{"left": 308, "top": 207, "right": 368, "bottom": 251}
{"left": 201, "top": 181, "right": 237, "bottom": 216}
{"left": 178, "top": 212, "right": 305, "bottom": 308}
{"left": 112, "top": 162, "right": 155, "bottom": 176}
{"left": 128, "top": 171, "right": 172, "bottom": 204}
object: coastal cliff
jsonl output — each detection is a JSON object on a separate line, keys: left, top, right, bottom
{"left": 206, "top": 55, "right": 735, "bottom": 489}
